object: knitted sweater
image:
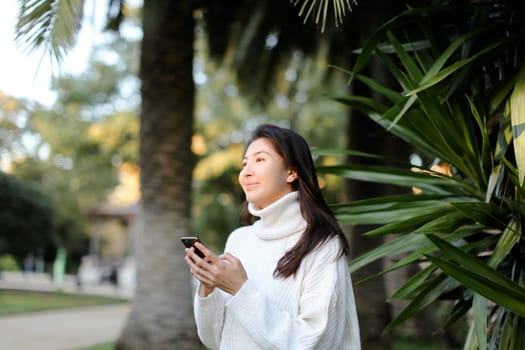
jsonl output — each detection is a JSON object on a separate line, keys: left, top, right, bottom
{"left": 194, "top": 192, "right": 361, "bottom": 350}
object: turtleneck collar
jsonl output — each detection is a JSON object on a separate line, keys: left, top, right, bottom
{"left": 248, "top": 191, "right": 307, "bottom": 240}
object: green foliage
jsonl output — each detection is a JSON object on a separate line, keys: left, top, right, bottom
{"left": 79, "top": 344, "right": 115, "bottom": 350}
{"left": 0, "top": 171, "right": 54, "bottom": 264}
{"left": 193, "top": 163, "right": 245, "bottom": 250}
{"left": 393, "top": 336, "right": 459, "bottom": 350}
{"left": 3, "top": 20, "right": 141, "bottom": 271}
{"left": 0, "top": 254, "right": 21, "bottom": 271}
{"left": 0, "top": 93, "right": 34, "bottom": 156}
{"left": 322, "top": 1, "right": 525, "bottom": 348}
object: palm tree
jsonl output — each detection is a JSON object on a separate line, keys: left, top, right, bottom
{"left": 114, "top": 1, "right": 198, "bottom": 348}
{"left": 320, "top": 1, "right": 525, "bottom": 348}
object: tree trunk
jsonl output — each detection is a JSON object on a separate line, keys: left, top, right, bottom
{"left": 116, "top": 0, "right": 199, "bottom": 349}
{"left": 344, "top": 2, "right": 407, "bottom": 349}
{"left": 345, "top": 115, "right": 395, "bottom": 350}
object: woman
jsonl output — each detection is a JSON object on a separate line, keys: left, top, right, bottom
{"left": 184, "top": 124, "right": 360, "bottom": 349}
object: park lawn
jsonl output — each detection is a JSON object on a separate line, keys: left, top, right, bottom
{"left": 0, "top": 289, "right": 127, "bottom": 315}
{"left": 80, "top": 344, "right": 114, "bottom": 350}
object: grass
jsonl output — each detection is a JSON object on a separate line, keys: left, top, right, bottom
{"left": 80, "top": 344, "right": 115, "bottom": 350}
{"left": 0, "top": 289, "right": 128, "bottom": 315}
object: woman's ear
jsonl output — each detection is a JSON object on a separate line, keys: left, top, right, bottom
{"left": 287, "top": 170, "right": 298, "bottom": 183}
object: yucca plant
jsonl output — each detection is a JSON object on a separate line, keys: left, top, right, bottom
{"left": 317, "top": 2, "right": 525, "bottom": 349}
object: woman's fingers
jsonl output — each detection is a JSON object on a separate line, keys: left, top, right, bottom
{"left": 186, "top": 244, "right": 247, "bottom": 294}
{"left": 194, "top": 242, "right": 220, "bottom": 264}
{"left": 184, "top": 247, "right": 200, "bottom": 267}
{"left": 185, "top": 245, "right": 218, "bottom": 282}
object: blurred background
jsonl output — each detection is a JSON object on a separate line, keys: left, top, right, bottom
{"left": 0, "top": 0, "right": 349, "bottom": 287}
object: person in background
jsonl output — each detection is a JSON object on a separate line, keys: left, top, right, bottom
{"left": 23, "top": 254, "right": 35, "bottom": 274}
{"left": 184, "top": 124, "right": 361, "bottom": 349}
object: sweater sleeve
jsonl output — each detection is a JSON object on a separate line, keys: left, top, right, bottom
{"left": 192, "top": 228, "right": 245, "bottom": 349}
{"left": 225, "top": 241, "right": 352, "bottom": 350}
{"left": 194, "top": 286, "right": 230, "bottom": 349}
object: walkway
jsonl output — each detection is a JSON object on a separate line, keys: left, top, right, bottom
{"left": 0, "top": 304, "right": 130, "bottom": 350}
{"left": 0, "top": 272, "right": 132, "bottom": 350}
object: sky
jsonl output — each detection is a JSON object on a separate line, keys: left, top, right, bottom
{"left": 0, "top": 1, "right": 107, "bottom": 106}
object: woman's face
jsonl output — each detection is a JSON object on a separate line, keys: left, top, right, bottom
{"left": 239, "top": 137, "right": 297, "bottom": 209}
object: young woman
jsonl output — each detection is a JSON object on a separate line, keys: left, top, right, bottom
{"left": 184, "top": 124, "right": 360, "bottom": 349}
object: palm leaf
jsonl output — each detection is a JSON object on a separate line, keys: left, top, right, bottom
{"left": 425, "top": 235, "right": 525, "bottom": 317}
{"left": 510, "top": 63, "right": 525, "bottom": 186}
{"left": 473, "top": 294, "right": 488, "bottom": 350}
{"left": 317, "top": 164, "right": 475, "bottom": 194}
{"left": 15, "top": 0, "right": 84, "bottom": 63}
{"left": 386, "top": 274, "right": 460, "bottom": 332}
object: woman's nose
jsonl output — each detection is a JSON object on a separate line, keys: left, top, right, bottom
{"left": 241, "top": 164, "right": 252, "bottom": 176}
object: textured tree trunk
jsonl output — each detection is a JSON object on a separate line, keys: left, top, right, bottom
{"left": 345, "top": 115, "right": 395, "bottom": 350}
{"left": 344, "top": 2, "right": 407, "bottom": 349}
{"left": 116, "top": 0, "right": 199, "bottom": 349}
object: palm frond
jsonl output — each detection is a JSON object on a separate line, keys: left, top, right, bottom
{"left": 291, "top": 0, "right": 356, "bottom": 32}
{"left": 15, "top": 0, "right": 84, "bottom": 64}
{"left": 510, "top": 64, "right": 525, "bottom": 186}
{"left": 321, "top": 1, "right": 525, "bottom": 345}
{"left": 425, "top": 235, "right": 525, "bottom": 317}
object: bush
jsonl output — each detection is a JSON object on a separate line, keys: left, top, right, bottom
{"left": 0, "top": 171, "right": 54, "bottom": 264}
{"left": 0, "top": 254, "right": 20, "bottom": 272}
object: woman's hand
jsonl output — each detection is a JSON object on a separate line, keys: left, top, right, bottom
{"left": 184, "top": 245, "right": 216, "bottom": 296}
{"left": 185, "top": 242, "right": 248, "bottom": 296}
{"left": 213, "top": 251, "right": 248, "bottom": 295}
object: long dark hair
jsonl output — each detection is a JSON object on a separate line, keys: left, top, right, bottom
{"left": 240, "top": 124, "right": 349, "bottom": 278}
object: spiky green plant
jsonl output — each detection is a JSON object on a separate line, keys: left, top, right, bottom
{"left": 318, "top": 2, "right": 525, "bottom": 349}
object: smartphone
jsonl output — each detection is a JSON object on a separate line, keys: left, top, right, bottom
{"left": 180, "top": 236, "right": 205, "bottom": 259}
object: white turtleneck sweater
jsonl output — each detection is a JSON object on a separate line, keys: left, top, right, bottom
{"left": 194, "top": 192, "right": 361, "bottom": 350}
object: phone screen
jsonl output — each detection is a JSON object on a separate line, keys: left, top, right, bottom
{"left": 180, "top": 236, "right": 205, "bottom": 258}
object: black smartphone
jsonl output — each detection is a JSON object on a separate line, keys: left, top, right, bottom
{"left": 180, "top": 236, "right": 205, "bottom": 259}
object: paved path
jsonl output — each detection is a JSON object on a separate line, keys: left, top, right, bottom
{"left": 0, "top": 272, "right": 132, "bottom": 349}
{"left": 0, "top": 304, "right": 130, "bottom": 350}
